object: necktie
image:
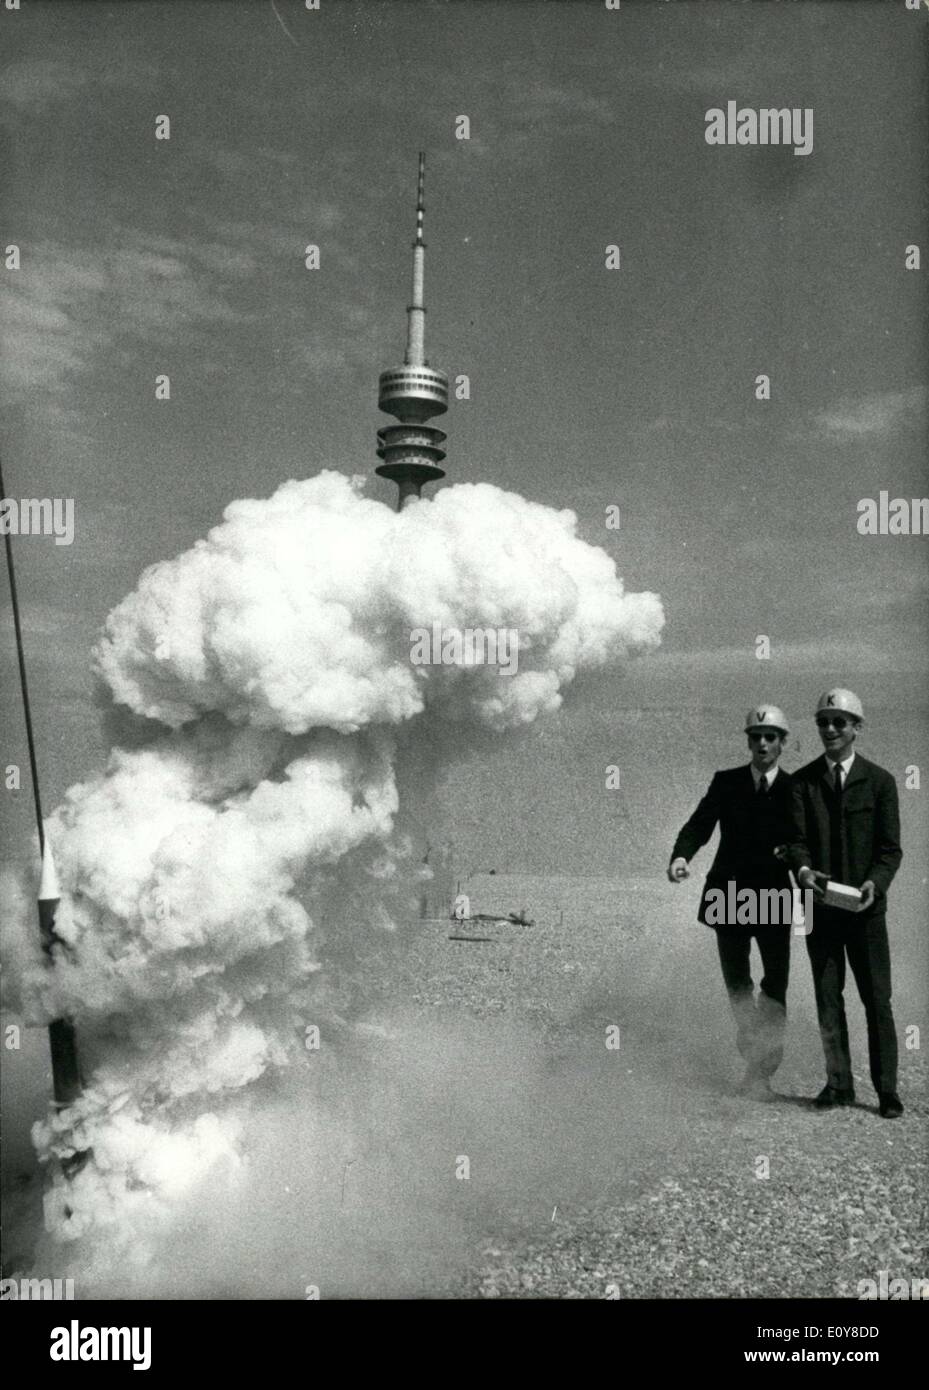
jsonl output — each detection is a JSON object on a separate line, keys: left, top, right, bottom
{"left": 830, "top": 763, "right": 844, "bottom": 882}
{"left": 756, "top": 777, "right": 768, "bottom": 796}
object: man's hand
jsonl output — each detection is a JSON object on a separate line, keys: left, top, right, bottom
{"left": 667, "top": 857, "right": 689, "bottom": 883}
{"left": 798, "top": 866, "right": 828, "bottom": 900}
{"left": 858, "top": 880, "right": 876, "bottom": 912}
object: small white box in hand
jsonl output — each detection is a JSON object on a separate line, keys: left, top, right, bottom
{"left": 823, "top": 881, "right": 863, "bottom": 911}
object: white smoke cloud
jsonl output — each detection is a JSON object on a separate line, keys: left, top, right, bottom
{"left": 95, "top": 473, "right": 662, "bottom": 732}
{"left": 6, "top": 472, "right": 663, "bottom": 1287}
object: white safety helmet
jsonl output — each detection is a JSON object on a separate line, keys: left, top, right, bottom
{"left": 744, "top": 704, "right": 789, "bottom": 736}
{"left": 815, "top": 688, "right": 864, "bottom": 722}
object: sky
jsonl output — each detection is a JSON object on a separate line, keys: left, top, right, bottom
{"left": 2, "top": 0, "right": 928, "bottom": 873}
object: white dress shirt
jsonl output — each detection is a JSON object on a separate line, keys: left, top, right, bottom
{"left": 750, "top": 763, "right": 779, "bottom": 790}
{"left": 826, "top": 751, "right": 856, "bottom": 786}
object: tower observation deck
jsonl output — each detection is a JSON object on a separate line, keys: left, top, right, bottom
{"left": 375, "top": 152, "right": 448, "bottom": 509}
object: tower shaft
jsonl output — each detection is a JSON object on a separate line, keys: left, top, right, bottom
{"left": 405, "top": 241, "right": 426, "bottom": 368}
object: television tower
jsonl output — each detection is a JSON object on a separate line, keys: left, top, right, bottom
{"left": 375, "top": 152, "right": 448, "bottom": 509}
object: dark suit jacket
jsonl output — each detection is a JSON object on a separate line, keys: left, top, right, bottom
{"left": 671, "top": 764, "right": 794, "bottom": 926}
{"left": 785, "top": 753, "right": 901, "bottom": 918}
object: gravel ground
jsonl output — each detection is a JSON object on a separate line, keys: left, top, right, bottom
{"left": 461, "top": 1079, "right": 928, "bottom": 1299}
{"left": 368, "top": 876, "right": 929, "bottom": 1300}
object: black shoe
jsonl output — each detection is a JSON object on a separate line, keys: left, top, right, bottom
{"left": 814, "top": 1084, "right": 855, "bottom": 1108}
{"left": 878, "top": 1092, "right": 903, "bottom": 1119}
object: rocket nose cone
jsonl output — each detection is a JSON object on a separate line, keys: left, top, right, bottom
{"left": 39, "top": 835, "right": 61, "bottom": 901}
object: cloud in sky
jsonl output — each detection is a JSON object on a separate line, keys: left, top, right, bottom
{"left": 0, "top": 236, "right": 247, "bottom": 434}
{"left": 0, "top": 55, "right": 155, "bottom": 113}
{"left": 0, "top": 599, "right": 78, "bottom": 643}
{"left": 638, "top": 636, "right": 929, "bottom": 680}
{"left": 0, "top": 198, "right": 361, "bottom": 435}
{"left": 186, "top": 139, "right": 301, "bottom": 186}
{"left": 0, "top": 600, "right": 97, "bottom": 712}
{"left": 812, "top": 386, "right": 926, "bottom": 442}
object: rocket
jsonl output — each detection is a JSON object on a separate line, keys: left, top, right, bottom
{"left": 1, "top": 450, "right": 84, "bottom": 1110}
{"left": 38, "top": 834, "right": 84, "bottom": 1106}
{"left": 375, "top": 152, "right": 449, "bottom": 510}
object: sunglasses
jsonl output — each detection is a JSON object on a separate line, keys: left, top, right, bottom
{"left": 816, "top": 716, "right": 851, "bottom": 731}
{"left": 748, "top": 731, "right": 781, "bottom": 743}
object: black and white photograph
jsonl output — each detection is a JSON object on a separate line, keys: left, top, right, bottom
{"left": 1, "top": 0, "right": 927, "bottom": 1355}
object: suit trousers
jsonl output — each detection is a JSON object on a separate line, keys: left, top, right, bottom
{"left": 715, "top": 926, "right": 790, "bottom": 1078}
{"left": 805, "top": 909, "right": 897, "bottom": 1094}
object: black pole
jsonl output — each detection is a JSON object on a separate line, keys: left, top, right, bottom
{"left": 1, "top": 458, "right": 46, "bottom": 851}
{"left": 1, "top": 455, "right": 84, "bottom": 1106}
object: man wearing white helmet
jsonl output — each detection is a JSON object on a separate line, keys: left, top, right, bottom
{"left": 668, "top": 704, "right": 795, "bottom": 1100}
{"left": 786, "top": 689, "right": 903, "bottom": 1119}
